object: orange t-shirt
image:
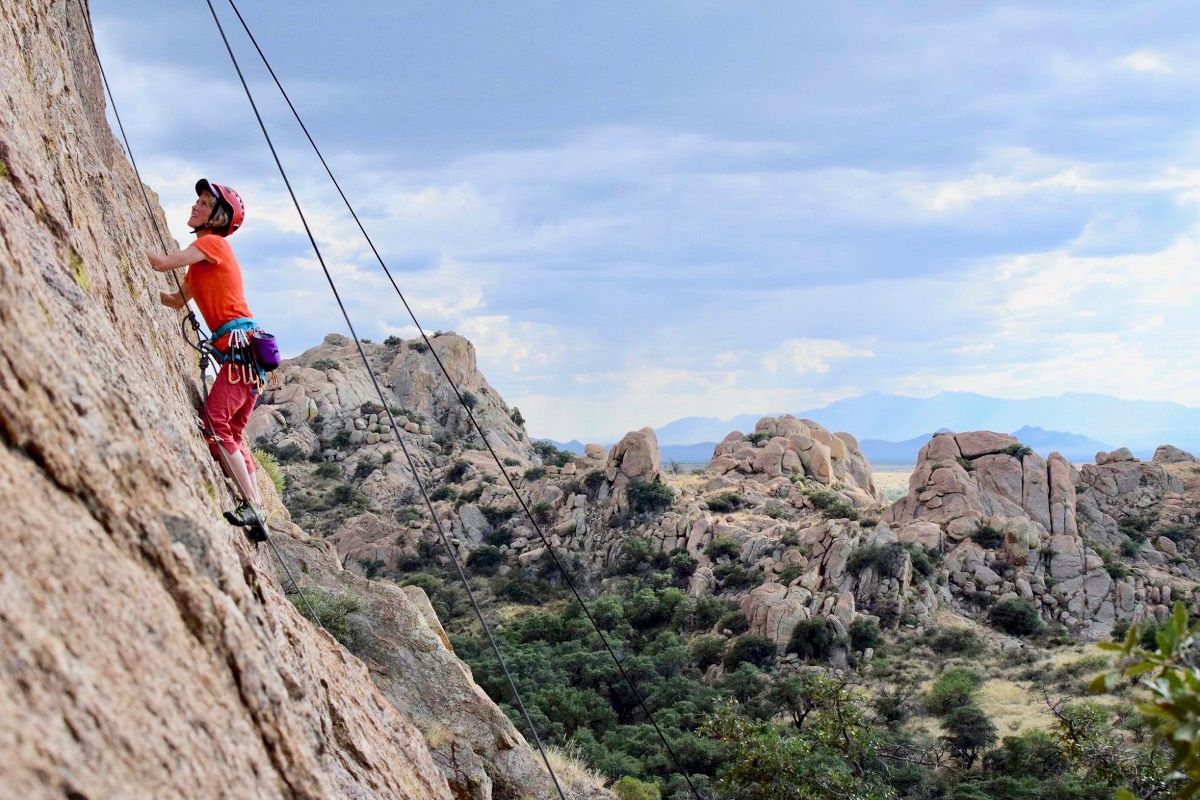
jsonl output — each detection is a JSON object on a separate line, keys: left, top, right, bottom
{"left": 186, "top": 234, "right": 253, "bottom": 349}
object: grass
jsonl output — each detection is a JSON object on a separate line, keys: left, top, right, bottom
{"left": 252, "top": 448, "right": 286, "bottom": 494}
{"left": 544, "top": 742, "right": 609, "bottom": 794}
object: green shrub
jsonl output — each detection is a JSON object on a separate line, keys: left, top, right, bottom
{"left": 445, "top": 459, "right": 471, "bottom": 483}
{"left": 353, "top": 460, "right": 377, "bottom": 480}
{"left": 612, "top": 775, "right": 661, "bottom": 800}
{"left": 706, "top": 492, "right": 745, "bottom": 513}
{"left": 806, "top": 489, "right": 840, "bottom": 509}
{"left": 311, "top": 358, "right": 339, "bottom": 371}
{"left": 705, "top": 537, "right": 742, "bottom": 561}
{"left": 989, "top": 598, "right": 1042, "bottom": 636}
{"left": 314, "top": 461, "right": 341, "bottom": 480}
{"left": 668, "top": 550, "right": 699, "bottom": 581}
{"left": 290, "top": 589, "right": 364, "bottom": 654}
{"left": 942, "top": 704, "right": 997, "bottom": 768}
{"left": 530, "top": 501, "right": 554, "bottom": 525}
{"left": 479, "top": 504, "right": 516, "bottom": 526}
{"left": 846, "top": 543, "right": 908, "bottom": 576}
{"left": 410, "top": 341, "right": 428, "bottom": 353}
{"left": 723, "top": 634, "right": 777, "bottom": 671}
{"left": 532, "top": 440, "right": 575, "bottom": 468}
{"left": 983, "top": 728, "right": 1069, "bottom": 780}
{"left": 252, "top": 449, "right": 285, "bottom": 494}
{"left": 268, "top": 442, "right": 303, "bottom": 464}
{"left": 395, "top": 505, "right": 423, "bottom": 525}
{"left": 787, "top": 616, "right": 838, "bottom": 660}
{"left": 778, "top": 563, "right": 803, "bottom": 585}
{"left": 486, "top": 527, "right": 513, "bottom": 548}
{"left": 688, "top": 635, "right": 726, "bottom": 669}
{"left": 807, "top": 489, "right": 859, "bottom": 520}
{"left": 713, "top": 564, "right": 763, "bottom": 590}
{"left": 925, "top": 627, "right": 984, "bottom": 657}
{"left": 329, "top": 483, "right": 365, "bottom": 507}
{"left": 582, "top": 469, "right": 606, "bottom": 497}
{"left": 429, "top": 485, "right": 457, "bottom": 502}
{"left": 627, "top": 478, "right": 674, "bottom": 515}
{"left": 466, "top": 545, "right": 503, "bottom": 576}
{"left": 971, "top": 524, "right": 1005, "bottom": 549}
{"left": 1158, "top": 524, "right": 1196, "bottom": 544}
{"left": 925, "top": 666, "right": 984, "bottom": 716}
{"left": 849, "top": 618, "right": 883, "bottom": 652}
{"left": 503, "top": 457, "right": 520, "bottom": 466}
{"left": 331, "top": 430, "right": 352, "bottom": 448}
{"left": 523, "top": 466, "right": 547, "bottom": 481}
{"left": 717, "top": 611, "right": 749, "bottom": 635}
{"left": 1003, "top": 443, "right": 1034, "bottom": 458}
{"left": 509, "top": 407, "right": 525, "bottom": 427}
{"left": 745, "top": 431, "right": 774, "bottom": 446}
{"left": 460, "top": 390, "right": 478, "bottom": 409}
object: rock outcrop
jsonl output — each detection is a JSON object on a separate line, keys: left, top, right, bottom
{"left": 886, "top": 432, "right": 1198, "bottom": 637}
{"left": 707, "top": 416, "right": 884, "bottom": 506}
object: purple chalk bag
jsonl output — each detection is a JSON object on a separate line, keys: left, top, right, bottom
{"left": 251, "top": 331, "right": 282, "bottom": 372}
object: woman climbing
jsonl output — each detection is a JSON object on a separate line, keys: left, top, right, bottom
{"left": 148, "top": 179, "right": 266, "bottom": 541}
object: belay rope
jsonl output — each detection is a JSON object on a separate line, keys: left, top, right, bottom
{"left": 69, "top": 0, "right": 323, "bottom": 629}
{"left": 215, "top": 1, "right": 705, "bottom": 797}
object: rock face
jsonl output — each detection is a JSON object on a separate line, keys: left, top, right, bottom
{"left": 707, "top": 415, "right": 884, "bottom": 506}
{"left": 269, "top": 530, "right": 574, "bottom": 800}
{"left": 886, "top": 432, "right": 1197, "bottom": 638}
{"left": 0, "top": 5, "right": 559, "bottom": 798}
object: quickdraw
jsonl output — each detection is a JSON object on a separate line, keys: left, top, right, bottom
{"left": 224, "top": 328, "right": 262, "bottom": 390}
{"left": 210, "top": 318, "right": 267, "bottom": 393}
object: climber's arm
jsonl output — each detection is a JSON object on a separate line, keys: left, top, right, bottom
{"left": 159, "top": 277, "right": 192, "bottom": 310}
{"left": 147, "top": 246, "right": 206, "bottom": 272}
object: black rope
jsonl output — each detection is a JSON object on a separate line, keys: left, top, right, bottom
{"left": 199, "top": 3, "right": 572, "bottom": 797}
{"left": 220, "top": 2, "right": 703, "bottom": 796}
{"left": 70, "top": 0, "right": 322, "bottom": 628}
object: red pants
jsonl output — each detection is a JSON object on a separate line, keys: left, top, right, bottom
{"left": 203, "top": 362, "right": 257, "bottom": 475}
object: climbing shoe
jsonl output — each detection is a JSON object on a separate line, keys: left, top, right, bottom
{"left": 224, "top": 501, "right": 268, "bottom": 543}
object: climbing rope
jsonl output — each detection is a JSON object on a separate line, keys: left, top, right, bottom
{"left": 69, "top": 0, "right": 322, "bottom": 629}
{"left": 217, "top": 2, "right": 704, "bottom": 796}
{"left": 200, "top": 3, "right": 573, "bottom": 797}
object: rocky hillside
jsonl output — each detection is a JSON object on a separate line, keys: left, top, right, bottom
{"left": 0, "top": 4, "right": 588, "bottom": 800}
{"left": 256, "top": 338, "right": 1200, "bottom": 671}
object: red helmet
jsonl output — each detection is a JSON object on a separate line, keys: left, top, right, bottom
{"left": 195, "top": 178, "right": 245, "bottom": 236}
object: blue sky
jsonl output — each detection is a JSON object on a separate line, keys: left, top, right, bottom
{"left": 91, "top": 1, "right": 1200, "bottom": 441}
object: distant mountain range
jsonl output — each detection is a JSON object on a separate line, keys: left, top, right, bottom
{"left": 540, "top": 391, "right": 1200, "bottom": 465}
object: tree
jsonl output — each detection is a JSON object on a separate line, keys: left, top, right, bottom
{"left": 722, "top": 634, "right": 777, "bottom": 671}
{"left": 989, "top": 598, "right": 1042, "bottom": 636}
{"left": 788, "top": 616, "right": 839, "bottom": 661}
{"left": 941, "top": 705, "right": 997, "bottom": 768}
{"left": 925, "top": 666, "right": 984, "bottom": 716}
{"left": 701, "top": 705, "right": 893, "bottom": 800}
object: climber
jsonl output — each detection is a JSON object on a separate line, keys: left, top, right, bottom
{"left": 147, "top": 179, "right": 267, "bottom": 542}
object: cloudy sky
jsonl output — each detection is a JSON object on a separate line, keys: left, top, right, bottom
{"left": 90, "top": 1, "right": 1200, "bottom": 441}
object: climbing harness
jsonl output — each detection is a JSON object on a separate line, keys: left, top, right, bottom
{"left": 208, "top": 318, "right": 274, "bottom": 392}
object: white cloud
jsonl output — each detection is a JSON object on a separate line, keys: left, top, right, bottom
{"left": 1115, "top": 51, "right": 1173, "bottom": 74}
{"left": 762, "top": 339, "right": 874, "bottom": 375}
